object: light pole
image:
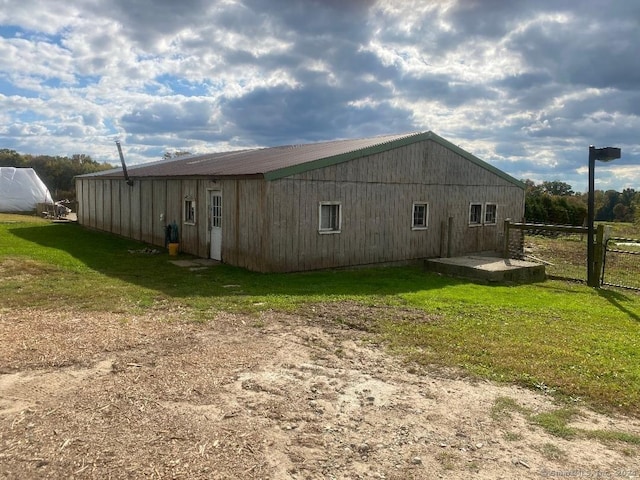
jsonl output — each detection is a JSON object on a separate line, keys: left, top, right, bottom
{"left": 587, "top": 145, "right": 621, "bottom": 287}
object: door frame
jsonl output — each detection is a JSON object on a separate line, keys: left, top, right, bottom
{"left": 208, "top": 189, "right": 222, "bottom": 260}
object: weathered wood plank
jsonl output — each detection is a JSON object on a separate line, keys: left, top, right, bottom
{"left": 111, "top": 181, "right": 121, "bottom": 236}
{"left": 140, "top": 181, "right": 153, "bottom": 244}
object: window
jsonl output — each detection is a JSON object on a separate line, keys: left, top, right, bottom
{"left": 469, "top": 203, "right": 482, "bottom": 225}
{"left": 412, "top": 202, "right": 429, "bottom": 229}
{"left": 211, "top": 194, "right": 221, "bottom": 228}
{"left": 184, "top": 199, "right": 196, "bottom": 224}
{"left": 319, "top": 202, "right": 341, "bottom": 233}
{"left": 484, "top": 203, "right": 497, "bottom": 225}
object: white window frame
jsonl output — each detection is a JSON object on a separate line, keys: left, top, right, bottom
{"left": 319, "top": 201, "right": 341, "bottom": 234}
{"left": 469, "top": 202, "right": 482, "bottom": 226}
{"left": 184, "top": 198, "right": 196, "bottom": 225}
{"left": 484, "top": 203, "right": 497, "bottom": 225}
{"left": 411, "top": 202, "right": 429, "bottom": 230}
{"left": 210, "top": 193, "right": 221, "bottom": 228}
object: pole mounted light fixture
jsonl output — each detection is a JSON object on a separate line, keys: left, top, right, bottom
{"left": 587, "top": 145, "right": 621, "bottom": 287}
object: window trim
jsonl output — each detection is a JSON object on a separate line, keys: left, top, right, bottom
{"left": 318, "top": 201, "right": 341, "bottom": 234}
{"left": 469, "top": 202, "right": 482, "bottom": 226}
{"left": 484, "top": 203, "right": 497, "bottom": 225}
{"left": 184, "top": 198, "right": 196, "bottom": 225}
{"left": 411, "top": 202, "right": 429, "bottom": 230}
{"left": 210, "top": 191, "right": 222, "bottom": 229}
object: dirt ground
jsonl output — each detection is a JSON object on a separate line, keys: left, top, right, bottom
{"left": 1, "top": 304, "right": 639, "bottom": 479}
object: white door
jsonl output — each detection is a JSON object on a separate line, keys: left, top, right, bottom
{"left": 210, "top": 191, "right": 222, "bottom": 260}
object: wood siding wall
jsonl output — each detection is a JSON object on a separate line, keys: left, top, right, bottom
{"left": 219, "top": 179, "right": 268, "bottom": 271}
{"left": 76, "top": 138, "right": 524, "bottom": 272}
{"left": 76, "top": 177, "right": 224, "bottom": 259}
{"left": 261, "top": 139, "right": 524, "bottom": 272}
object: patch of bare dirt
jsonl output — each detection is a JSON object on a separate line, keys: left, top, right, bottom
{"left": 1, "top": 305, "right": 639, "bottom": 479}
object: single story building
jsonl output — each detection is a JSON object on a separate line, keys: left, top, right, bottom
{"left": 76, "top": 131, "right": 525, "bottom": 272}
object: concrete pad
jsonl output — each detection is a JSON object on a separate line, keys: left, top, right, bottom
{"left": 170, "top": 260, "right": 201, "bottom": 267}
{"left": 170, "top": 258, "right": 220, "bottom": 268}
{"left": 425, "top": 256, "right": 545, "bottom": 283}
{"left": 192, "top": 259, "right": 220, "bottom": 266}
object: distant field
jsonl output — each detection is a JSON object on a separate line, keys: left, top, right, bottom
{"left": 2, "top": 213, "right": 640, "bottom": 416}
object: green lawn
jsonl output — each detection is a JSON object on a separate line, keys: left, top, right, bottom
{"left": 2, "top": 213, "right": 640, "bottom": 416}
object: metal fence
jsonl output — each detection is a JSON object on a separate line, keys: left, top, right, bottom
{"left": 505, "top": 221, "right": 640, "bottom": 290}
{"left": 504, "top": 222, "right": 588, "bottom": 282}
{"left": 603, "top": 238, "right": 640, "bottom": 291}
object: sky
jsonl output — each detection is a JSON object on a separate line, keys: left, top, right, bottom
{"left": 0, "top": 0, "right": 638, "bottom": 193}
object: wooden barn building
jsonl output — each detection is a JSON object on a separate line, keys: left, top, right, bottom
{"left": 76, "top": 131, "right": 525, "bottom": 272}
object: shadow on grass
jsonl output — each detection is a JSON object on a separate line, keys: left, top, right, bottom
{"left": 597, "top": 288, "right": 640, "bottom": 322}
{"left": 8, "top": 223, "right": 465, "bottom": 301}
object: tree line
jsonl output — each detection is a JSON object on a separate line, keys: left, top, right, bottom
{"left": 0, "top": 149, "right": 113, "bottom": 201}
{"left": 524, "top": 180, "right": 640, "bottom": 225}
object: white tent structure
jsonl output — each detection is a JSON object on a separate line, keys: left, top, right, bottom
{"left": 0, "top": 167, "right": 54, "bottom": 212}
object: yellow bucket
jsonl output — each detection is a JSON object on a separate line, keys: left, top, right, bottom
{"left": 168, "top": 243, "right": 179, "bottom": 256}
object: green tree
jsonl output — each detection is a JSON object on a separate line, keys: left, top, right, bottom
{"left": 595, "top": 190, "right": 620, "bottom": 221}
{"left": 0, "top": 149, "right": 28, "bottom": 167}
{"left": 524, "top": 179, "right": 586, "bottom": 225}
{"left": 542, "top": 181, "right": 574, "bottom": 196}
{"left": 613, "top": 203, "right": 629, "bottom": 222}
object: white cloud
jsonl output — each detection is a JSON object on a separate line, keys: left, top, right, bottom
{"left": 0, "top": 0, "right": 638, "bottom": 191}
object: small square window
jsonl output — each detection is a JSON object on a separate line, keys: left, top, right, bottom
{"left": 412, "top": 202, "right": 428, "bottom": 229}
{"left": 469, "top": 203, "right": 482, "bottom": 225}
{"left": 319, "top": 202, "right": 341, "bottom": 233}
{"left": 184, "top": 199, "right": 196, "bottom": 224}
{"left": 485, "top": 203, "right": 497, "bottom": 224}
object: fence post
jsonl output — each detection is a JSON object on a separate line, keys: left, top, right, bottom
{"left": 503, "top": 219, "right": 511, "bottom": 258}
{"left": 594, "top": 224, "right": 610, "bottom": 287}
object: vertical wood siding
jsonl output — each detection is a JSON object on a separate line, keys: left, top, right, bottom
{"left": 166, "top": 180, "right": 182, "bottom": 229}
{"left": 130, "top": 182, "right": 141, "bottom": 241}
{"left": 264, "top": 139, "right": 524, "bottom": 271}
{"left": 76, "top": 177, "right": 221, "bottom": 257}
{"left": 120, "top": 181, "right": 131, "bottom": 238}
{"left": 76, "top": 179, "right": 85, "bottom": 225}
{"left": 76, "top": 137, "right": 524, "bottom": 272}
{"left": 222, "top": 178, "right": 268, "bottom": 271}
{"left": 111, "top": 181, "right": 121, "bottom": 236}
{"left": 94, "top": 180, "right": 103, "bottom": 231}
{"left": 140, "top": 182, "right": 153, "bottom": 244}
{"left": 151, "top": 180, "right": 166, "bottom": 246}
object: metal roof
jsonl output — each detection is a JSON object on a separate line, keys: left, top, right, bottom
{"left": 83, "top": 131, "right": 524, "bottom": 188}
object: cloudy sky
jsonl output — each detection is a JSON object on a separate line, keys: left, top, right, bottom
{"left": 1, "top": 0, "right": 638, "bottom": 192}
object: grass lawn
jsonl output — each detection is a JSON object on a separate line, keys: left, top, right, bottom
{"left": 2, "top": 213, "right": 640, "bottom": 416}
